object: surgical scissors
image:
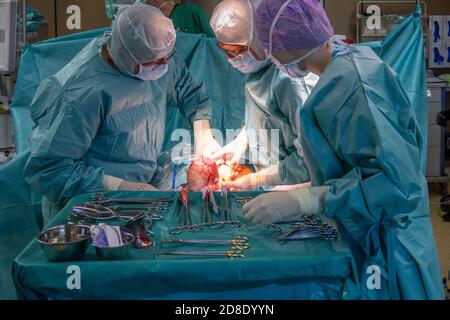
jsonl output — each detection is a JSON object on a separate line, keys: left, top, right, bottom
{"left": 154, "top": 249, "right": 245, "bottom": 259}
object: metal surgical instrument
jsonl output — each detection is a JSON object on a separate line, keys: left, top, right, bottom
{"left": 235, "top": 196, "right": 254, "bottom": 205}
{"left": 90, "top": 193, "right": 173, "bottom": 206}
{"left": 154, "top": 249, "right": 245, "bottom": 259}
{"left": 265, "top": 214, "right": 323, "bottom": 233}
{"left": 278, "top": 223, "right": 338, "bottom": 241}
{"left": 71, "top": 204, "right": 165, "bottom": 223}
{"left": 222, "top": 187, "right": 242, "bottom": 228}
{"left": 160, "top": 236, "right": 249, "bottom": 250}
{"left": 169, "top": 188, "right": 193, "bottom": 235}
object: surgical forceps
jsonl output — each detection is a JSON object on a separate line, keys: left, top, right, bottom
{"left": 289, "top": 214, "right": 322, "bottom": 228}
{"left": 222, "top": 187, "right": 242, "bottom": 228}
{"left": 70, "top": 204, "right": 116, "bottom": 222}
{"left": 169, "top": 188, "right": 193, "bottom": 235}
{"left": 203, "top": 189, "right": 224, "bottom": 229}
{"left": 235, "top": 196, "right": 254, "bottom": 205}
{"left": 265, "top": 214, "right": 322, "bottom": 233}
{"left": 108, "top": 203, "right": 171, "bottom": 214}
{"left": 90, "top": 193, "right": 173, "bottom": 206}
{"left": 70, "top": 203, "right": 164, "bottom": 224}
{"left": 278, "top": 223, "right": 338, "bottom": 241}
{"left": 154, "top": 249, "right": 245, "bottom": 259}
{"left": 161, "top": 236, "right": 249, "bottom": 250}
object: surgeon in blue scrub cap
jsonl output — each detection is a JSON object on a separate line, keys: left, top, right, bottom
{"left": 210, "top": 0, "right": 318, "bottom": 189}
{"left": 24, "top": 3, "right": 220, "bottom": 224}
{"left": 242, "top": 0, "right": 444, "bottom": 300}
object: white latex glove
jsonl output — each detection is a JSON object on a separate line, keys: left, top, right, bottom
{"left": 194, "top": 120, "right": 221, "bottom": 158}
{"left": 118, "top": 180, "right": 158, "bottom": 191}
{"left": 210, "top": 129, "right": 248, "bottom": 165}
{"left": 243, "top": 185, "right": 329, "bottom": 225}
{"left": 273, "top": 182, "right": 311, "bottom": 191}
{"left": 224, "top": 165, "right": 281, "bottom": 191}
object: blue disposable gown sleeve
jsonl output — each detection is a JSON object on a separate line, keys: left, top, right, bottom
{"left": 317, "top": 62, "right": 424, "bottom": 246}
{"left": 167, "top": 56, "right": 212, "bottom": 127}
{"left": 307, "top": 58, "right": 442, "bottom": 299}
{"left": 272, "top": 74, "right": 313, "bottom": 184}
{"left": 24, "top": 82, "right": 105, "bottom": 206}
{"left": 277, "top": 150, "right": 310, "bottom": 185}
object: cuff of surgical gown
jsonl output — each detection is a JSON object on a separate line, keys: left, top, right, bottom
{"left": 104, "top": 175, "right": 124, "bottom": 191}
{"left": 277, "top": 157, "right": 310, "bottom": 185}
{"left": 188, "top": 105, "right": 212, "bottom": 128}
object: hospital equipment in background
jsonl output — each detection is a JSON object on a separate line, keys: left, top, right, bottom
{"left": 356, "top": 1, "right": 427, "bottom": 43}
{"left": 429, "top": 15, "right": 450, "bottom": 68}
{"left": 104, "top": 0, "right": 144, "bottom": 20}
{"left": 426, "top": 77, "right": 448, "bottom": 194}
{"left": 0, "top": 0, "right": 29, "bottom": 162}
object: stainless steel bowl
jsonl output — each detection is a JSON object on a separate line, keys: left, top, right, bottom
{"left": 37, "top": 224, "right": 91, "bottom": 262}
{"left": 93, "top": 231, "right": 135, "bottom": 260}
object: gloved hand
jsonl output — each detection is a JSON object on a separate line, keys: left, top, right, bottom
{"left": 210, "top": 129, "right": 248, "bottom": 165}
{"left": 243, "top": 185, "right": 329, "bottom": 225}
{"left": 223, "top": 165, "right": 281, "bottom": 191}
{"left": 118, "top": 180, "right": 158, "bottom": 191}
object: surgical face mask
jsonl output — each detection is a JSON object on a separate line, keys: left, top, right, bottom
{"left": 135, "top": 63, "right": 168, "bottom": 81}
{"left": 271, "top": 56, "right": 307, "bottom": 78}
{"left": 270, "top": 46, "right": 320, "bottom": 78}
{"left": 228, "top": 51, "right": 269, "bottom": 74}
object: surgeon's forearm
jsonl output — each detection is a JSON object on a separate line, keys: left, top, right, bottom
{"left": 193, "top": 119, "right": 213, "bottom": 145}
{"left": 254, "top": 165, "right": 282, "bottom": 187}
{"left": 103, "top": 175, "right": 124, "bottom": 191}
{"left": 24, "top": 156, "right": 105, "bottom": 205}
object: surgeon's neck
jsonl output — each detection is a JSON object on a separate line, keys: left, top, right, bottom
{"left": 309, "top": 47, "right": 333, "bottom": 76}
{"left": 101, "top": 45, "right": 119, "bottom": 71}
{"left": 159, "top": 2, "right": 176, "bottom": 17}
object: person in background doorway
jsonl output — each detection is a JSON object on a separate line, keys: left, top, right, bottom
{"left": 147, "top": 0, "right": 216, "bottom": 37}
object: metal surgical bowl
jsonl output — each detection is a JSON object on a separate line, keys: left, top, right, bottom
{"left": 92, "top": 231, "right": 135, "bottom": 261}
{"left": 37, "top": 224, "right": 91, "bottom": 262}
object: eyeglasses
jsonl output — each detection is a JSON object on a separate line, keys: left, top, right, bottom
{"left": 217, "top": 43, "right": 249, "bottom": 59}
{"left": 141, "top": 50, "right": 177, "bottom": 70}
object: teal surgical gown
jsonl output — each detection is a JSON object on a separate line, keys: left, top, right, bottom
{"left": 245, "top": 63, "right": 318, "bottom": 184}
{"left": 24, "top": 34, "right": 212, "bottom": 224}
{"left": 299, "top": 45, "right": 444, "bottom": 299}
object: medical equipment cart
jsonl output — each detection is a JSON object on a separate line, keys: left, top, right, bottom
{"left": 427, "top": 77, "right": 448, "bottom": 194}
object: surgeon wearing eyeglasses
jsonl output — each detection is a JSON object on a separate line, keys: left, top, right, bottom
{"left": 24, "top": 3, "right": 220, "bottom": 224}
{"left": 210, "top": 0, "right": 319, "bottom": 190}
